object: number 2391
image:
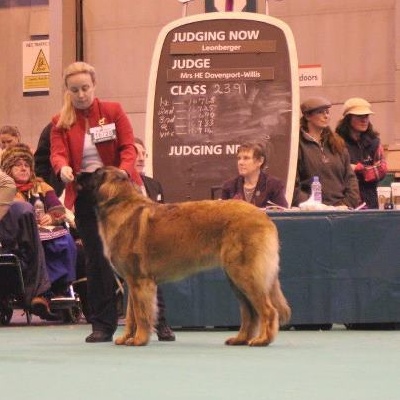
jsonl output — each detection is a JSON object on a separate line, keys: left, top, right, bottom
{"left": 211, "top": 82, "right": 247, "bottom": 95}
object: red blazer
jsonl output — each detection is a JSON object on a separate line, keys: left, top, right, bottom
{"left": 50, "top": 98, "right": 141, "bottom": 209}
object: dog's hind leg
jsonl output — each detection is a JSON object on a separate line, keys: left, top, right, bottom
{"left": 124, "top": 276, "right": 157, "bottom": 346}
{"left": 115, "top": 291, "right": 136, "bottom": 345}
{"left": 224, "top": 268, "right": 279, "bottom": 346}
{"left": 224, "top": 277, "right": 257, "bottom": 345}
{"left": 270, "top": 278, "right": 291, "bottom": 326}
{"left": 235, "top": 285, "right": 279, "bottom": 346}
{"left": 248, "top": 295, "right": 279, "bottom": 346}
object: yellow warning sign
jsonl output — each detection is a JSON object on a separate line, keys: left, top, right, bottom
{"left": 32, "top": 49, "right": 50, "bottom": 74}
{"left": 24, "top": 75, "right": 50, "bottom": 89}
{"left": 23, "top": 39, "right": 50, "bottom": 94}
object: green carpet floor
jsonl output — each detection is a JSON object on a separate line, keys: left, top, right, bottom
{"left": 0, "top": 317, "right": 399, "bottom": 400}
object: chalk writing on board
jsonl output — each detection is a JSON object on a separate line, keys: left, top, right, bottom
{"left": 172, "top": 95, "right": 216, "bottom": 137}
{"left": 157, "top": 97, "right": 175, "bottom": 138}
{"left": 155, "top": 81, "right": 290, "bottom": 145}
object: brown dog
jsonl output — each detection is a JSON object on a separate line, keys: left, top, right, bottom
{"left": 92, "top": 166, "right": 291, "bottom": 346}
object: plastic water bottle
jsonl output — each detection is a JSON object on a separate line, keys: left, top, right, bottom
{"left": 311, "top": 176, "right": 322, "bottom": 203}
{"left": 33, "top": 195, "right": 45, "bottom": 223}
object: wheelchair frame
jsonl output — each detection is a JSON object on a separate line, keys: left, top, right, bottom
{"left": 0, "top": 253, "right": 82, "bottom": 325}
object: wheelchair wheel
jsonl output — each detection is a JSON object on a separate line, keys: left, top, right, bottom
{"left": 0, "top": 307, "right": 13, "bottom": 325}
{"left": 25, "top": 310, "right": 32, "bottom": 325}
{"left": 61, "top": 305, "right": 82, "bottom": 324}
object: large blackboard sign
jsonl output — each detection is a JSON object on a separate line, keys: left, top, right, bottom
{"left": 146, "top": 13, "right": 299, "bottom": 204}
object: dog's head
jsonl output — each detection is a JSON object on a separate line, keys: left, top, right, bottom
{"left": 83, "top": 166, "right": 134, "bottom": 205}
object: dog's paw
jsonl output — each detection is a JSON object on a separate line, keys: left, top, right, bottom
{"left": 115, "top": 334, "right": 132, "bottom": 345}
{"left": 125, "top": 336, "right": 149, "bottom": 346}
{"left": 247, "top": 337, "right": 271, "bottom": 347}
{"left": 224, "top": 336, "right": 248, "bottom": 346}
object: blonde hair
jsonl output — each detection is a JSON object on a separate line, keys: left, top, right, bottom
{"left": 57, "top": 61, "right": 96, "bottom": 129}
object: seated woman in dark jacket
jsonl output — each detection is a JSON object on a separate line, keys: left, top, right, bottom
{"left": 221, "top": 141, "right": 288, "bottom": 208}
{"left": 293, "top": 96, "right": 360, "bottom": 208}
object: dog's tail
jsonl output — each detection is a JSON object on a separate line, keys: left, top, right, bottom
{"left": 270, "top": 278, "right": 291, "bottom": 325}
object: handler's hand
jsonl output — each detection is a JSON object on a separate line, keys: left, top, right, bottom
{"left": 60, "top": 166, "right": 74, "bottom": 183}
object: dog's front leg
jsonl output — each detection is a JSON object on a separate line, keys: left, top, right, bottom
{"left": 115, "top": 292, "right": 136, "bottom": 345}
{"left": 124, "top": 276, "right": 157, "bottom": 346}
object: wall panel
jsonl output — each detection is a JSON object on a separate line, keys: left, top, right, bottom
{"left": 0, "top": 0, "right": 398, "bottom": 149}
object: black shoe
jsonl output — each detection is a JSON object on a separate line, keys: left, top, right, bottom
{"left": 85, "top": 331, "right": 113, "bottom": 343}
{"left": 156, "top": 322, "right": 176, "bottom": 341}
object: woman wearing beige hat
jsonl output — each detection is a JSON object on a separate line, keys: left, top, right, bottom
{"left": 336, "top": 97, "right": 387, "bottom": 209}
{"left": 292, "top": 96, "right": 360, "bottom": 208}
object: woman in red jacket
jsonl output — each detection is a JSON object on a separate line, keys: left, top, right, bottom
{"left": 50, "top": 61, "right": 142, "bottom": 343}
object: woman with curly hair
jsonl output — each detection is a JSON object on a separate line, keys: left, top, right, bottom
{"left": 336, "top": 98, "right": 387, "bottom": 209}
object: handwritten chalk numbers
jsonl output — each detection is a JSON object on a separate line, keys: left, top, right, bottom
{"left": 188, "top": 96, "right": 216, "bottom": 136}
{"left": 212, "top": 82, "right": 247, "bottom": 95}
{"left": 158, "top": 82, "right": 246, "bottom": 138}
{"left": 158, "top": 97, "right": 175, "bottom": 138}
{"left": 173, "top": 96, "right": 216, "bottom": 137}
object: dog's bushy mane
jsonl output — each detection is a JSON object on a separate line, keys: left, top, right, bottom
{"left": 93, "top": 167, "right": 154, "bottom": 215}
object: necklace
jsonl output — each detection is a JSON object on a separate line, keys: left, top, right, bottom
{"left": 243, "top": 186, "right": 255, "bottom": 202}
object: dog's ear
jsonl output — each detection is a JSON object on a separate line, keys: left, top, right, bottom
{"left": 114, "top": 168, "right": 130, "bottom": 182}
{"left": 94, "top": 166, "right": 135, "bottom": 202}
{"left": 93, "top": 167, "right": 107, "bottom": 181}
{"left": 93, "top": 166, "right": 127, "bottom": 185}
{"left": 91, "top": 168, "right": 108, "bottom": 190}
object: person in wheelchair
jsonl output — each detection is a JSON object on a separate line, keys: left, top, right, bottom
{"left": 1, "top": 144, "right": 77, "bottom": 303}
{"left": 0, "top": 170, "right": 58, "bottom": 319}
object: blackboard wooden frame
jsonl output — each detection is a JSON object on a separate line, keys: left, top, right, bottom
{"left": 146, "top": 12, "right": 299, "bottom": 205}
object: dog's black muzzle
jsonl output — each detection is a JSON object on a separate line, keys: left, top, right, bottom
{"left": 76, "top": 171, "right": 96, "bottom": 192}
